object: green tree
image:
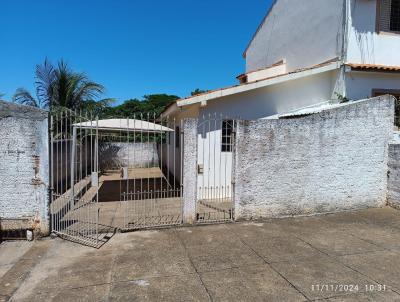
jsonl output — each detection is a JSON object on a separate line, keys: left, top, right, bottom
{"left": 103, "top": 94, "right": 179, "bottom": 118}
{"left": 80, "top": 99, "right": 116, "bottom": 117}
{"left": 13, "top": 59, "right": 113, "bottom": 110}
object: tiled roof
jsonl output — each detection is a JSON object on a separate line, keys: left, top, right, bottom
{"left": 236, "top": 60, "right": 285, "bottom": 81}
{"left": 347, "top": 63, "right": 400, "bottom": 72}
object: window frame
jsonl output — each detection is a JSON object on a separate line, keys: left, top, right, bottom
{"left": 372, "top": 88, "right": 400, "bottom": 98}
{"left": 175, "top": 126, "right": 180, "bottom": 148}
{"left": 221, "top": 120, "right": 234, "bottom": 153}
{"left": 376, "top": 0, "right": 400, "bottom": 35}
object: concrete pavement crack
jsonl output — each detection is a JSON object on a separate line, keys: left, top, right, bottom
{"left": 292, "top": 234, "right": 399, "bottom": 294}
{"left": 172, "top": 228, "right": 214, "bottom": 302}
{"left": 227, "top": 224, "right": 311, "bottom": 302}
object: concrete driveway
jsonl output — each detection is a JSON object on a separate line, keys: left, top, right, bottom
{"left": 1, "top": 207, "right": 400, "bottom": 301}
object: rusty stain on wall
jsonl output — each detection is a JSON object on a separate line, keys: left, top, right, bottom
{"left": 31, "top": 155, "right": 44, "bottom": 186}
{"left": 0, "top": 100, "right": 50, "bottom": 235}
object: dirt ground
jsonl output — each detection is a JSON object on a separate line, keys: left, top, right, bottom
{"left": 2, "top": 207, "right": 400, "bottom": 301}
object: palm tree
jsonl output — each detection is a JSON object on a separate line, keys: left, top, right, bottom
{"left": 13, "top": 59, "right": 113, "bottom": 110}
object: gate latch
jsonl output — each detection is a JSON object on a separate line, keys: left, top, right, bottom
{"left": 121, "top": 167, "right": 129, "bottom": 180}
{"left": 198, "top": 164, "right": 204, "bottom": 174}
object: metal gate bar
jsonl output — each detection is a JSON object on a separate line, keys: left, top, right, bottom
{"left": 92, "top": 114, "right": 183, "bottom": 231}
{"left": 50, "top": 109, "right": 101, "bottom": 247}
{"left": 196, "top": 114, "right": 236, "bottom": 223}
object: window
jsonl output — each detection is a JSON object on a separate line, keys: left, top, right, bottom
{"left": 373, "top": 90, "right": 400, "bottom": 128}
{"left": 221, "top": 120, "right": 234, "bottom": 152}
{"left": 175, "top": 126, "right": 180, "bottom": 148}
{"left": 378, "top": 0, "right": 400, "bottom": 32}
{"left": 391, "top": 0, "right": 400, "bottom": 31}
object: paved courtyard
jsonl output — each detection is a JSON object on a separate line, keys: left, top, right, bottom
{"left": 1, "top": 207, "right": 400, "bottom": 301}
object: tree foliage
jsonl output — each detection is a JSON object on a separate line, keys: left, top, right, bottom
{"left": 100, "top": 94, "right": 180, "bottom": 118}
{"left": 191, "top": 88, "right": 209, "bottom": 96}
{"left": 13, "top": 58, "right": 113, "bottom": 110}
{"left": 12, "top": 58, "right": 182, "bottom": 118}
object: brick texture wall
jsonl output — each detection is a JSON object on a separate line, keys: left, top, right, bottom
{"left": 388, "top": 143, "right": 400, "bottom": 209}
{"left": 0, "top": 101, "right": 49, "bottom": 234}
{"left": 234, "top": 96, "right": 394, "bottom": 219}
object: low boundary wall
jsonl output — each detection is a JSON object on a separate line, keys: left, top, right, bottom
{"left": 234, "top": 96, "right": 394, "bottom": 219}
{"left": 0, "top": 101, "right": 49, "bottom": 235}
{"left": 388, "top": 142, "right": 400, "bottom": 209}
{"left": 99, "top": 142, "right": 159, "bottom": 170}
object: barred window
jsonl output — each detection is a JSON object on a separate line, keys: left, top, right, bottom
{"left": 221, "top": 120, "right": 234, "bottom": 152}
{"left": 379, "top": 0, "right": 400, "bottom": 32}
{"left": 391, "top": 0, "right": 400, "bottom": 31}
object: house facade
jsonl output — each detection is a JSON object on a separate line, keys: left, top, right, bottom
{"left": 165, "top": 0, "right": 400, "bottom": 117}
{"left": 162, "top": 0, "right": 400, "bottom": 202}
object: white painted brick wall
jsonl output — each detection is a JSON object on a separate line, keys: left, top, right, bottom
{"left": 0, "top": 101, "right": 49, "bottom": 234}
{"left": 388, "top": 143, "right": 400, "bottom": 209}
{"left": 99, "top": 142, "right": 159, "bottom": 170}
{"left": 234, "top": 96, "right": 394, "bottom": 219}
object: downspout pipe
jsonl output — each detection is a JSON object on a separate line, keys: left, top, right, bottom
{"left": 340, "top": 0, "right": 351, "bottom": 98}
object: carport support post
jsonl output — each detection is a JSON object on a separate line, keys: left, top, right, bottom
{"left": 182, "top": 118, "right": 198, "bottom": 224}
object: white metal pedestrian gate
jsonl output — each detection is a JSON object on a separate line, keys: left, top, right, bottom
{"left": 50, "top": 109, "right": 102, "bottom": 247}
{"left": 50, "top": 111, "right": 184, "bottom": 247}
{"left": 196, "top": 115, "right": 236, "bottom": 223}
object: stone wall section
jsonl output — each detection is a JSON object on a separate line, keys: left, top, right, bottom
{"left": 234, "top": 96, "right": 394, "bottom": 219}
{"left": 0, "top": 101, "right": 49, "bottom": 234}
{"left": 388, "top": 143, "right": 400, "bottom": 209}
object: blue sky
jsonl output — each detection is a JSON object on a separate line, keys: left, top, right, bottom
{"left": 0, "top": 0, "right": 272, "bottom": 104}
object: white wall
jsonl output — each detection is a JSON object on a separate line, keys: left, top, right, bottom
{"left": 388, "top": 143, "right": 400, "bottom": 209}
{"left": 199, "top": 70, "right": 339, "bottom": 119}
{"left": 196, "top": 118, "right": 234, "bottom": 200}
{"left": 99, "top": 142, "right": 159, "bottom": 170}
{"left": 188, "top": 70, "right": 339, "bottom": 201}
{"left": 0, "top": 101, "right": 49, "bottom": 234}
{"left": 160, "top": 128, "right": 182, "bottom": 186}
{"left": 346, "top": 71, "right": 400, "bottom": 100}
{"left": 161, "top": 105, "right": 198, "bottom": 185}
{"left": 245, "top": 0, "right": 344, "bottom": 73}
{"left": 234, "top": 96, "right": 394, "bottom": 219}
{"left": 347, "top": 0, "right": 400, "bottom": 65}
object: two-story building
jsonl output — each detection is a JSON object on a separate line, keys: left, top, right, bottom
{"left": 166, "top": 0, "right": 400, "bottom": 118}
{"left": 162, "top": 0, "right": 400, "bottom": 203}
